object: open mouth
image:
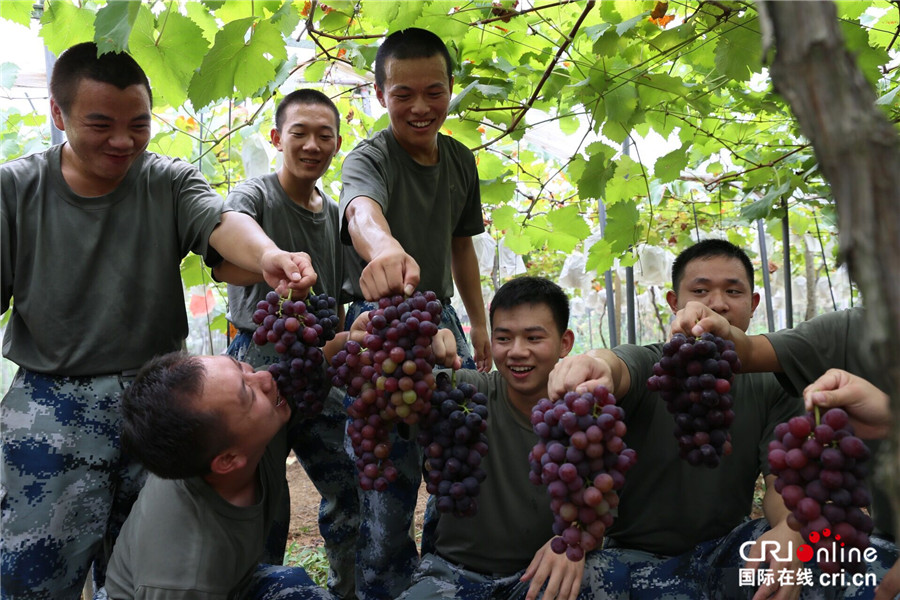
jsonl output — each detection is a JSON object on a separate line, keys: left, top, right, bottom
{"left": 509, "top": 366, "right": 535, "bottom": 374}
{"left": 409, "top": 120, "right": 433, "bottom": 129}
{"left": 299, "top": 158, "right": 320, "bottom": 165}
{"left": 274, "top": 393, "right": 286, "bottom": 408}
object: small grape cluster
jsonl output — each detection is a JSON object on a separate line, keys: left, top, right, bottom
{"left": 768, "top": 408, "right": 874, "bottom": 574}
{"left": 529, "top": 387, "right": 637, "bottom": 561}
{"left": 646, "top": 333, "right": 740, "bottom": 467}
{"left": 250, "top": 291, "right": 339, "bottom": 419}
{"left": 329, "top": 291, "right": 444, "bottom": 491}
{"left": 416, "top": 372, "right": 489, "bottom": 517}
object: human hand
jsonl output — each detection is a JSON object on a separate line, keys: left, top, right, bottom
{"left": 520, "top": 540, "right": 584, "bottom": 600}
{"left": 803, "top": 369, "right": 890, "bottom": 439}
{"left": 432, "top": 329, "right": 462, "bottom": 370}
{"left": 669, "top": 300, "right": 733, "bottom": 339}
{"left": 359, "top": 249, "right": 420, "bottom": 300}
{"left": 747, "top": 522, "right": 803, "bottom": 600}
{"left": 260, "top": 250, "right": 317, "bottom": 298}
{"left": 470, "top": 325, "right": 492, "bottom": 372}
{"left": 547, "top": 353, "right": 615, "bottom": 401}
{"left": 875, "top": 558, "right": 900, "bottom": 600}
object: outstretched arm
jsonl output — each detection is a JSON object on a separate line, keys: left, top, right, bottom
{"left": 209, "top": 212, "right": 316, "bottom": 297}
{"left": 451, "top": 236, "right": 491, "bottom": 372}
{"left": 345, "top": 196, "right": 419, "bottom": 299}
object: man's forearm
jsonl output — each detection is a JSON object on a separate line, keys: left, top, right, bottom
{"left": 208, "top": 211, "right": 278, "bottom": 273}
{"left": 345, "top": 196, "right": 401, "bottom": 262}
{"left": 450, "top": 236, "right": 487, "bottom": 329}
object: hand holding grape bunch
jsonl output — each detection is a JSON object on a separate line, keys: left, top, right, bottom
{"left": 647, "top": 332, "right": 740, "bottom": 467}
{"left": 250, "top": 290, "right": 339, "bottom": 419}
{"left": 529, "top": 386, "right": 637, "bottom": 561}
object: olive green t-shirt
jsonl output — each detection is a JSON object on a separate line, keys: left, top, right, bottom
{"left": 433, "top": 370, "right": 554, "bottom": 575}
{"left": 225, "top": 173, "right": 342, "bottom": 332}
{"left": 608, "top": 343, "right": 803, "bottom": 556}
{"left": 339, "top": 128, "right": 484, "bottom": 301}
{"left": 1, "top": 145, "right": 223, "bottom": 375}
{"left": 104, "top": 427, "right": 290, "bottom": 599}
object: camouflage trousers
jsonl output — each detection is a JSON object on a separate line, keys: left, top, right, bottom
{"left": 591, "top": 519, "right": 897, "bottom": 599}
{"left": 1, "top": 369, "right": 145, "bottom": 600}
{"left": 228, "top": 332, "right": 360, "bottom": 600}
{"left": 343, "top": 301, "right": 476, "bottom": 600}
{"left": 93, "top": 564, "right": 336, "bottom": 600}
{"left": 397, "top": 551, "right": 602, "bottom": 599}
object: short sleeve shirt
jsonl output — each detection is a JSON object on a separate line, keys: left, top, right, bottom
{"left": 339, "top": 128, "right": 484, "bottom": 300}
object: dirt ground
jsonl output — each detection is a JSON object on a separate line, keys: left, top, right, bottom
{"left": 285, "top": 452, "right": 430, "bottom": 549}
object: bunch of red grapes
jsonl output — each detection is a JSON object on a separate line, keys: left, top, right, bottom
{"left": 329, "top": 291, "right": 443, "bottom": 491}
{"left": 416, "top": 372, "right": 489, "bottom": 517}
{"left": 529, "top": 387, "right": 637, "bottom": 561}
{"left": 768, "top": 407, "right": 874, "bottom": 573}
{"left": 251, "top": 291, "right": 339, "bottom": 419}
{"left": 647, "top": 333, "right": 740, "bottom": 467}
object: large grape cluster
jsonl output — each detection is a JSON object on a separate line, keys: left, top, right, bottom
{"left": 529, "top": 387, "right": 637, "bottom": 561}
{"left": 251, "top": 291, "right": 339, "bottom": 419}
{"left": 329, "top": 291, "right": 444, "bottom": 491}
{"left": 416, "top": 372, "right": 489, "bottom": 517}
{"left": 768, "top": 408, "right": 874, "bottom": 574}
{"left": 646, "top": 332, "right": 740, "bottom": 467}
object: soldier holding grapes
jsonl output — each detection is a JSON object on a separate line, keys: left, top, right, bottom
{"left": 0, "top": 42, "right": 315, "bottom": 599}
{"left": 548, "top": 240, "right": 807, "bottom": 599}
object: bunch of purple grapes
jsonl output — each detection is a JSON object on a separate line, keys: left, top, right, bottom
{"left": 250, "top": 291, "right": 339, "bottom": 419}
{"left": 646, "top": 333, "right": 740, "bottom": 467}
{"left": 529, "top": 386, "right": 637, "bottom": 561}
{"left": 329, "top": 291, "right": 444, "bottom": 490}
{"left": 768, "top": 408, "right": 873, "bottom": 573}
{"left": 416, "top": 373, "right": 489, "bottom": 517}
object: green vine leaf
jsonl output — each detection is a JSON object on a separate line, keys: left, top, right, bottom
{"left": 0, "top": 1, "right": 35, "bottom": 27}
{"left": 94, "top": 0, "right": 140, "bottom": 54}
{"left": 188, "top": 17, "right": 287, "bottom": 109}
{"left": 129, "top": 6, "right": 208, "bottom": 108}
{"left": 40, "top": 1, "right": 94, "bottom": 56}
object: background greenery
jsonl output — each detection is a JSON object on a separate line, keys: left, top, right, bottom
{"left": 1, "top": 0, "right": 897, "bottom": 379}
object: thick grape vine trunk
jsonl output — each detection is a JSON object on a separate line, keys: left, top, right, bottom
{"left": 759, "top": 0, "right": 900, "bottom": 542}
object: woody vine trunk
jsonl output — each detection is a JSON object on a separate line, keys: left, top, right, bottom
{"left": 759, "top": 0, "right": 900, "bottom": 541}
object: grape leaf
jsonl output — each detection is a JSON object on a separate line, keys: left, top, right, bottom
{"left": 40, "top": 1, "right": 94, "bottom": 56}
{"left": 0, "top": 1, "right": 34, "bottom": 27}
{"left": 129, "top": 6, "right": 208, "bottom": 108}
{"left": 654, "top": 145, "right": 688, "bottom": 183}
{"left": 188, "top": 17, "right": 287, "bottom": 109}
{"left": 490, "top": 205, "right": 518, "bottom": 231}
{"left": 94, "top": 1, "right": 140, "bottom": 54}
{"left": 1, "top": 63, "right": 20, "bottom": 89}
{"left": 713, "top": 16, "right": 762, "bottom": 82}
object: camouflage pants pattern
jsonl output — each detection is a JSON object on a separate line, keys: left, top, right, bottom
{"left": 592, "top": 519, "right": 897, "bottom": 599}
{"left": 397, "top": 551, "right": 600, "bottom": 600}
{"left": 93, "top": 564, "right": 336, "bottom": 600}
{"left": 1, "top": 369, "right": 145, "bottom": 600}
{"left": 401, "top": 520, "right": 898, "bottom": 599}
{"left": 343, "top": 301, "right": 476, "bottom": 600}
{"left": 228, "top": 332, "right": 360, "bottom": 600}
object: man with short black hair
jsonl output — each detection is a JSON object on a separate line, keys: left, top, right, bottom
{"left": 549, "top": 240, "right": 806, "bottom": 598}
{"left": 338, "top": 28, "right": 490, "bottom": 600}
{"left": 213, "top": 88, "right": 358, "bottom": 598}
{"left": 103, "top": 351, "right": 333, "bottom": 599}
{"left": 0, "top": 41, "right": 314, "bottom": 599}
